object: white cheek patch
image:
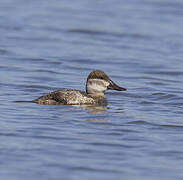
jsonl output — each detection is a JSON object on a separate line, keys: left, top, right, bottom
{"left": 90, "top": 83, "right": 105, "bottom": 91}
{"left": 103, "top": 80, "right": 110, "bottom": 87}
{"left": 87, "top": 79, "right": 109, "bottom": 93}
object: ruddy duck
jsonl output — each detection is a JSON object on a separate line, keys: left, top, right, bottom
{"left": 33, "top": 70, "right": 126, "bottom": 105}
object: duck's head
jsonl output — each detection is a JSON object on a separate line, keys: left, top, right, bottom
{"left": 86, "top": 70, "right": 126, "bottom": 95}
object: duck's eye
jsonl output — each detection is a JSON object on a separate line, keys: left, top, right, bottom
{"left": 100, "top": 77, "right": 104, "bottom": 80}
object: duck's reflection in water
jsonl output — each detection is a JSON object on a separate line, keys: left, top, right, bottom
{"left": 74, "top": 104, "right": 108, "bottom": 114}
{"left": 77, "top": 105, "right": 109, "bottom": 122}
{"left": 72, "top": 104, "right": 108, "bottom": 121}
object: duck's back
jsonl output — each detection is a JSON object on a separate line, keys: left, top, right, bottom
{"left": 33, "top": 89, "right": 98, "bottom": 105}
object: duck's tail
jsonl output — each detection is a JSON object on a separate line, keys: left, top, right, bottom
{"left": 14, "top": 100, "right": 36, "bottom": 103}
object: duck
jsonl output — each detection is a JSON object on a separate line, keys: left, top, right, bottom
{"left": 33, "top": 70, "right": 126, "bottom": 105}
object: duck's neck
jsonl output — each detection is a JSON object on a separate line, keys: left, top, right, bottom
{"left": 86, "top": 87, "right": 105, "bottom": 98}
{"left": 87, "top": 91, "right": 105, "bottom": 98}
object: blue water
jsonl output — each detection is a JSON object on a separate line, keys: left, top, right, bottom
{"left": 1, "top": 0, "right": 183, "bottom": 179}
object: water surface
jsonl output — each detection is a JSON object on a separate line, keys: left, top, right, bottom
{"left": 1, "top": 0, "right": 183, "bottom": 179}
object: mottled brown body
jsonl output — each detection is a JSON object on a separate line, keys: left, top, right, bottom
{"left": 33, "top": 89, "right": 107, "bottom": 105}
